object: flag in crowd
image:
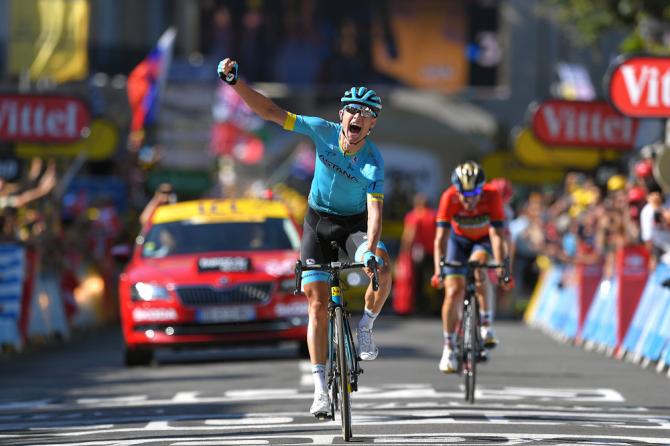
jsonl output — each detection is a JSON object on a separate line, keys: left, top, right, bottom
{"left": 127, "top": 27, "right": 177, "bottom": 136}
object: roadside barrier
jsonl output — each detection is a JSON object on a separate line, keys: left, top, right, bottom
{"left": 0, "top": 244, "right": 27, "bottom": 350}
{"left": 0, "top": 241, "right": 114, "bottom": 354}
{"left": 525, "top": 244, "right": 670, "bottom": 377}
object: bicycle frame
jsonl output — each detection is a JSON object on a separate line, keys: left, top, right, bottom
{"left": 295, "top": 257, "right": 378, "bottom": 441}
{"left": 460, "top": 262, "right": 481, "bottom": 403}
{"left": 441, "top": 259, "right": 508, "bottom": 404}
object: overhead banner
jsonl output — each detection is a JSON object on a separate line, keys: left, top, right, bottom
{"left": 8, "top": 0, "right": 89, "bottom": 83}
{"left": 0, "top": 95, "right": 90, "bottom": 143}
{"left": 513, "top": 128, "right": 620, "bottom": 170}
{"left": 529, "top": 99, "right": 637, "bottom": 149}
{"left": 606, "top": 55, "right": 670, "bottom": 118}
{"left": 480, "top": 151, "right": 565, "bottom": 186}
{"left": 16, "top": 119, "right": 117, "bottom": 160}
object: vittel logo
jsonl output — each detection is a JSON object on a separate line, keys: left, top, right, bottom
{"left": 531, "top": 99, "right": 636, "bottom": 149}
{"left": 0, "top": 95, "right": 90, "bottom": 143}
{"left": 608, "top": 56, "right": 670, "bottom": 118}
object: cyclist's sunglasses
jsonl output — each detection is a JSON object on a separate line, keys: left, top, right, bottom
{"left": 344, "top": 104, "right": 377, "bottom": 118}
{"left": 460, "top": 187, "right": 482, "bottom": 198}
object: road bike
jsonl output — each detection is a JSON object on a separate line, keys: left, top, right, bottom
{"left": 440, "top": 258, "right": 508, "bottom": 403}
{"left": 295, "top": 244, "right": 379, "bottom": 441}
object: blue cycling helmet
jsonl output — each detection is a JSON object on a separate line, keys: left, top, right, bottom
{"left": 452, "top": 161, "right": 485, "bottom": 196}
{"left": 341, "top": 87, "right": 382, "bottom": 115}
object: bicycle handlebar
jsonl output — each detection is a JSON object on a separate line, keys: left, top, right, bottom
{"left": 294, "top": 259, "right": 380, "bottom": 294}
{"left": 439, "top": 258, "right": 511, "bottom": 284}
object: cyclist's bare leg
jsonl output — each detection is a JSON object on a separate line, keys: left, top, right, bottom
{"left": 304, "top": 281, "right": 331, "bottom": 365}
{"left": 443, "top": 276, "right": 465, "bottom": 333}
{"left": 470, "top": 250, "right": 490, "bottom": 315}
{"left": 363, "top": 248, "right": 392, "bottom": 313}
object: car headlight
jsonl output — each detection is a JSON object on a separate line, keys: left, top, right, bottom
{"left": 131, "top": 282, "right": 170, "bottom": 301}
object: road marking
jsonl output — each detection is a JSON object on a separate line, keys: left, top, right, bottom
{"left": 4, "top": 407, "right": 669, "bottom": 435}
{"left": 204, "top": 417, "right": 294, "bottom": 425}
{"left": 0, "top": 385, "right": 622, "bottom": 412}
{"left": 76, "top": 396, "right": 147, "bottom": 405}
{"left": 172, "top": 392, "right": 199, "bottom": 402}
{"left": 173, "top": 441, "right": 269, "bottom": 445}
{"left": 0, "top": 399, "right": 52, "bottom": 410}
{"left": 23, "top": 432, "right": 670, "bottom": 446}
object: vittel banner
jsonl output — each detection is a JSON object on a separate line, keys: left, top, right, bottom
{"left": 0, "top": 95, "right": 90, "bottom": 143}
{"left": 607, "top": 55, "right": 670, "bottom": 118}
{"left": 530, "top": 99, "right": 637, "bottom": 150}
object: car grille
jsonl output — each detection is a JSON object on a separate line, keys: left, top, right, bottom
{"left": 176, "top": 283, "right": 272, "bottom": 306}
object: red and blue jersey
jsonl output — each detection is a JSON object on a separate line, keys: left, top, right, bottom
{"left": 436, "top": 184, "right": 505, "bottom": 241}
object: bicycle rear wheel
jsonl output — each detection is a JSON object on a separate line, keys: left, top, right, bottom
{"left": 463, "top": 297, "right": 478, "bottom": 403}
{"left": 335, "top": 306, "right": 353, "bottom": 440}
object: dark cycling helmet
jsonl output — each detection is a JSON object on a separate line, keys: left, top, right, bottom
{"left": 452, "top": 161, "right": 486, "bottom": 196}
{"left": 341, "top": 87, "right": 383, "bottom": 115}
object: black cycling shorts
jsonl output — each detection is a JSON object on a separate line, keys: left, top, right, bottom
{"left": 300, "top": 207, "right": 387, "bottom": 285}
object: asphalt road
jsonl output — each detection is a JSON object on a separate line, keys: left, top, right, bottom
{"left": 1, "top": 316, "right": 669, "bottom": 445}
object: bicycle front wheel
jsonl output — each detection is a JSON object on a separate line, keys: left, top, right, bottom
{"left": 335, "top": 306, "right": 353, "bottom": 440}
{"left": 463, "top": 298, "right": 478, "bottom": 403}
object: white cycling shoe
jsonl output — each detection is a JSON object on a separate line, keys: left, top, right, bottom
{"left": 357, "top": 327, "right": 378, "bottom": 361}
{"left": 481, "top": 325, "right": 499, "bottom": 349}
{"left": 310, "top": 392, "right": 331, "bottom": 419}
{"left": 439, "top": 345, "right": 459, "bottom": 373}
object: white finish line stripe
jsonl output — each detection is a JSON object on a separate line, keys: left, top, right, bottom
{"left": 26, "top": 432, "right": 670, "bottom": 446}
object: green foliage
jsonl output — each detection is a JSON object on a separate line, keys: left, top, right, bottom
{"left": 546, "top": 0, "right": 670, "bottom": 54}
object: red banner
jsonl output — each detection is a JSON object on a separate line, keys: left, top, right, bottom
{"left": 607, "top": 55, "right": 670, "bottom": 118}
{"left": 0, "top": 95, "right": 90, "bottom": 143}
{"left": 575, "top": 262, "right": 603, "bottom": 340}
{"left": 615, "top": 245, "right": 649, "bottom": 349}
{"left": 530, "top": 99, "right": 637, "bottom": 149}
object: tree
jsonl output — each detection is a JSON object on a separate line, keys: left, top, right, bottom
{"left": 545, "top": 0, "right": 670, "bottom": 54}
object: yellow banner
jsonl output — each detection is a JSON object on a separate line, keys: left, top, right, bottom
{"left": 514, "top": 128, "right": 620, "bottom": 170}
{"left": 9, "top": 0, "right": 89, "bottom": 83}
{"left": 481, "top": 151, "right": 565, "bottom": 185}
{"left": 16, "top": 120, "right": 118, "bottom": 160}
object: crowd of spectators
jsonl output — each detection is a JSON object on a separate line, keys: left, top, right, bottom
{"left": 0, "top": 157, "right": 133, "bottom": 329}
{"left": 506, "top": 148, "right": 669, "bottom": 313}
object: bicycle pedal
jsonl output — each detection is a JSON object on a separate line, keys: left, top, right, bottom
{"left": 314, "top": 412, "right": 332, "bottom": 421}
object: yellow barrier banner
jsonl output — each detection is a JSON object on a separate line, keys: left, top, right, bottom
{"left": 9, "top": 0, "right": 89, "bottom": 83}
{"left": 481, "top": 151, "right": 565, "bottom": 185}
{"left": 514, "top": 128, "right": 620, "bottom": 170}
{"left": 16, "top": 120, "right": 118, "bottom": 160}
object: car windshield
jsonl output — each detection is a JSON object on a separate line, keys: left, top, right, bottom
{"left": 141, "top": 218, "right": 300, "bottom": 258}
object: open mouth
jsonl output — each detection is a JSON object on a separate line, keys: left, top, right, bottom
{"left": 348, "top": 123, "right": 362, "bottom": 138}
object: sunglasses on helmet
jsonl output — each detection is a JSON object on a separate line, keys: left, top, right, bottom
{"left": 344, "top": 104, "right": 377, "bottom": 118}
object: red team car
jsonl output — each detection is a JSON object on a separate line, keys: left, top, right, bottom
{"left": 119, "top": 198, "right": 308, "bottom": 366}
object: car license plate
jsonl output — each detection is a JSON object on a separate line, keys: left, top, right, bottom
{"left": 197, "top": 306, "right": 256, "bottom": 323}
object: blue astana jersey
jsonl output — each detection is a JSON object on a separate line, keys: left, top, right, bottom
{"left": 283, "top": 113, "right": 384, "bottom": 216}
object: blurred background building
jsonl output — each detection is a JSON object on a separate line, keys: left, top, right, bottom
{"left": 1, "top": 0, "right": 669, "bottom": 325}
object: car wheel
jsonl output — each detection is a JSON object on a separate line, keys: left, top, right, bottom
{"left": 124, "top": 347, "right": 154, "bottom": 367}
{"left": 298, "top": 340, "right": 310, "bottom": 359}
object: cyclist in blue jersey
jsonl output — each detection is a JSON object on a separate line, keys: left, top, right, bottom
{"left": 218, "top": 58, "right": 392, "bottom": 418}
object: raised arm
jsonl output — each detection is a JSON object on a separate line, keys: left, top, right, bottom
{"left": 366, "top": 198, "right": 383, "bottom": 254}
{"left": 217, "top": 58, "right": 288, "bottom": 127}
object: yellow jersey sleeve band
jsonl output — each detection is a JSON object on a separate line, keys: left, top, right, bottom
{"left": 368, "top": 193, "right": 384, "bottom": 202}
{"left": 283, "top": 112, "right": 297, "bottom": 131}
